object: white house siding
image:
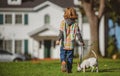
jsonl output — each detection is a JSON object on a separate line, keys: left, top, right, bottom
{"left": 51, "top": 45, "right": 60, "bottom": 59}
{"left": 0, "top": 12, "right": 29, "bottom": 39}
{"left": 32, "top": 40, "right": 44, "bottom": 59}
{"left": 0, "top": 12, "right": 29, "bottom": 54}
{"left": 28, "top": 6, "right": 63, "bottom": 30}
{"left": 82, "top": 24, "right": 91, "bottom": 40}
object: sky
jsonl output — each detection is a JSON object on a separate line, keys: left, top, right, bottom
{"left": 108, "top": 19, "right": 120, "bottom": 49}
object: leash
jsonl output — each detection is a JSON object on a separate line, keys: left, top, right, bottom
{"left": 79, "top": 44, "right": 93, "bottom": 63}
{"left": 79, "top": 45, "right": 83, "bottom": 63}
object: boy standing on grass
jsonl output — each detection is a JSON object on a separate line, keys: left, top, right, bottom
{"left": 56, "top": 7, "right": 84, "bottom": 73}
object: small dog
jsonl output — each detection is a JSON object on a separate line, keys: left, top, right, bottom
{"left": 77, "top": 50, "right": 98, "bottom": 72}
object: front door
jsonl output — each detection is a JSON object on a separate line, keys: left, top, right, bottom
{"left": 44, "top": 40, "right": 51, "bottom": 58}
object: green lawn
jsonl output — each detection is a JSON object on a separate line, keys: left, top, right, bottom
{"left": 0, "top": 58, "right": 120, "bottom": 76}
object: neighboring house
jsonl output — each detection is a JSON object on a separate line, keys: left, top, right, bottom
{"left": 0, "top": 0, "right": 105, "bottom": 59}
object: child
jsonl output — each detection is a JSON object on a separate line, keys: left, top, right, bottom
{"left": 56, "top": 7, "right": 84, "bottom": 73}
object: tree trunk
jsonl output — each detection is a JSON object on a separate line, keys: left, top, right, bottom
{"left": 86, "top": 11, "right": 101, "bottom": 56}
{"left": 89, "top": 16, "right": 101, "bottom": 56}
{"left": 81, "top": 0, "right": 105, "bottom": 57}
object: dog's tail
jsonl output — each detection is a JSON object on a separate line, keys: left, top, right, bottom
{"left": 91, "top": 50, "right": 99, "bottom": 72}
{"left": 91, "top": 50, "right": 97, "bottom": 59}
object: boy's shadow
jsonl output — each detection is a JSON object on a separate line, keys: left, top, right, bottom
{"left": 99, "top": 68, "right": 120, "bottom": 72}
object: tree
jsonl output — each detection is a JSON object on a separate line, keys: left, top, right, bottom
{"left": 80, "top": 0, "right": 105, "bottom": 57}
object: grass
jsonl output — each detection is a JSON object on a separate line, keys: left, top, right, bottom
{"left": 0, "top": 58, "right": 120, "bottom": 76}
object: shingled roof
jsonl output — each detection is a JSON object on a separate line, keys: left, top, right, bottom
{"left": 0, "top": 0, "right": 76, "bottom": 8}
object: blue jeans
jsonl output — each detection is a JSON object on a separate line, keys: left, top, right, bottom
{"left": 60, "top": 47, "right": 74, "bottom": 71}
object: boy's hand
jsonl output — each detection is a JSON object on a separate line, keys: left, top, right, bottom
{"left": 56, "top": 40, "right": 60, "bottom": 45}
{"left": 80, "top": 42, "right": 85, "bottom": 46}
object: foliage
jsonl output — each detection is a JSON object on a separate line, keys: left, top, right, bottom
{"left": 105, "top": 0, "right": 120, "bottom": 57}
{"left": 107, "top": 37, "right": 115, "bottom": 57}
{"left": 106, "top": 0, "right": 120, "bottom": 23}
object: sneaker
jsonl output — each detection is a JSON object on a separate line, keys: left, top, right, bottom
{"left": 61, "top": 61, "right": 67, "bottom": 72}
{"left": 67, "top": 70, "right": 72, "bottom": 73}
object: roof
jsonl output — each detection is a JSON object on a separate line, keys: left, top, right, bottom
{"left": 0, "top": 0, "right": 76, "bottom": 8}
{"left": 28, "top": 25, "right": 59, "bottom": 37}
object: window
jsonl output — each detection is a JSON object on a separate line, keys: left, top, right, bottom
{"left": 82, "top": 15, "right": 88, "bottom": 23}
{"left": 44, "top": 14, "right": 50, "bottom": 24}
{"left": 5, "top": 14, "right": 12, "bottom": 24}
{"left": 11, "top": 0, "right": 17, "bottom": 1}
{"left": 0, "top": 14, "right": 28, "bottom": 25}
{"left": 4, "top": 40, "right": 12, "bottom": 52}
{"left": 15, "top": 14, "right": 22, "bottom": 24}
{"left": 8, "top": 0, "right": 21, "bottom": 5}
{"left": 15, "top": 40, "right": 22, "bottom": 54}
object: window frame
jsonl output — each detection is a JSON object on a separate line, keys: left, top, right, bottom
{"left": 44, "top": 14, "right": 50, "bottom": 24}
{"left": 4, "top": 40, "right": 12, "bottom": 52}
{"left": 11, "top": 0, "right": 18, "bottom": 2}
{"left": 5, "top": 14, "right": 12, "bottom": 24}
{"left": 15, "top": 14, "right": 22, "bottom": 24}
{"left": 15, "top": 40, "right": 22, "bottom": 54}
{"left": 82, "top": 15, "right": 89, "bottom": 23}
{"left": 1, "top": 13, "right": 28, "bottom": 25}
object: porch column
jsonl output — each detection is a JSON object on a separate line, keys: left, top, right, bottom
{"left": 12, "top": 39, "right": 15, "bottom": 54}
{"left": 38, "top": 40, "right": 44, "bottom": 59}
{"left": 51, "top": 40, "right": 54, "bottom": 58}
{"left": 12, "top": 33, "right": 15, "bottom": 54}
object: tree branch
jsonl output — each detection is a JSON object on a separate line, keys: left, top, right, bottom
{"left": 98, "top": 0, "right": 105, "bottom": 19}
{"left": 82, "top": 0, "right": 96, "bottom": 23}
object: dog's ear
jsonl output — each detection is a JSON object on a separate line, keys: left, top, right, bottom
{"left": 77, "top": 62, "right": 80, "bottom": 67}
{"left": 77, "top": 63, "right": 81, "bottom": 72}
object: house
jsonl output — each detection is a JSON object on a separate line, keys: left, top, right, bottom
{"left": 0, "top": 0, "right": 105, "bottom": 59}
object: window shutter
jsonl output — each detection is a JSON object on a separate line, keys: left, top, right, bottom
{"left": 0, "top": 14, "right": 3, "bottom": 24}
{"left": 24, "top": 40, "right": 28, "bottom": 54}
{"left": 24, "top": 14, "right": 28, "bottom": 25}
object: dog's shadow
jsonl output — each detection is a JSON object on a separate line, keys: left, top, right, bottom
{"left": 76, "top": 68, "right": 120, "bottom": 73}
{"left": 99, "top": 68, "right": 120, "bottom": 72}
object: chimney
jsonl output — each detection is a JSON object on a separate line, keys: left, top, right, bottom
{"left": 7, "top": 0, "right": 22, "bottom": 5}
